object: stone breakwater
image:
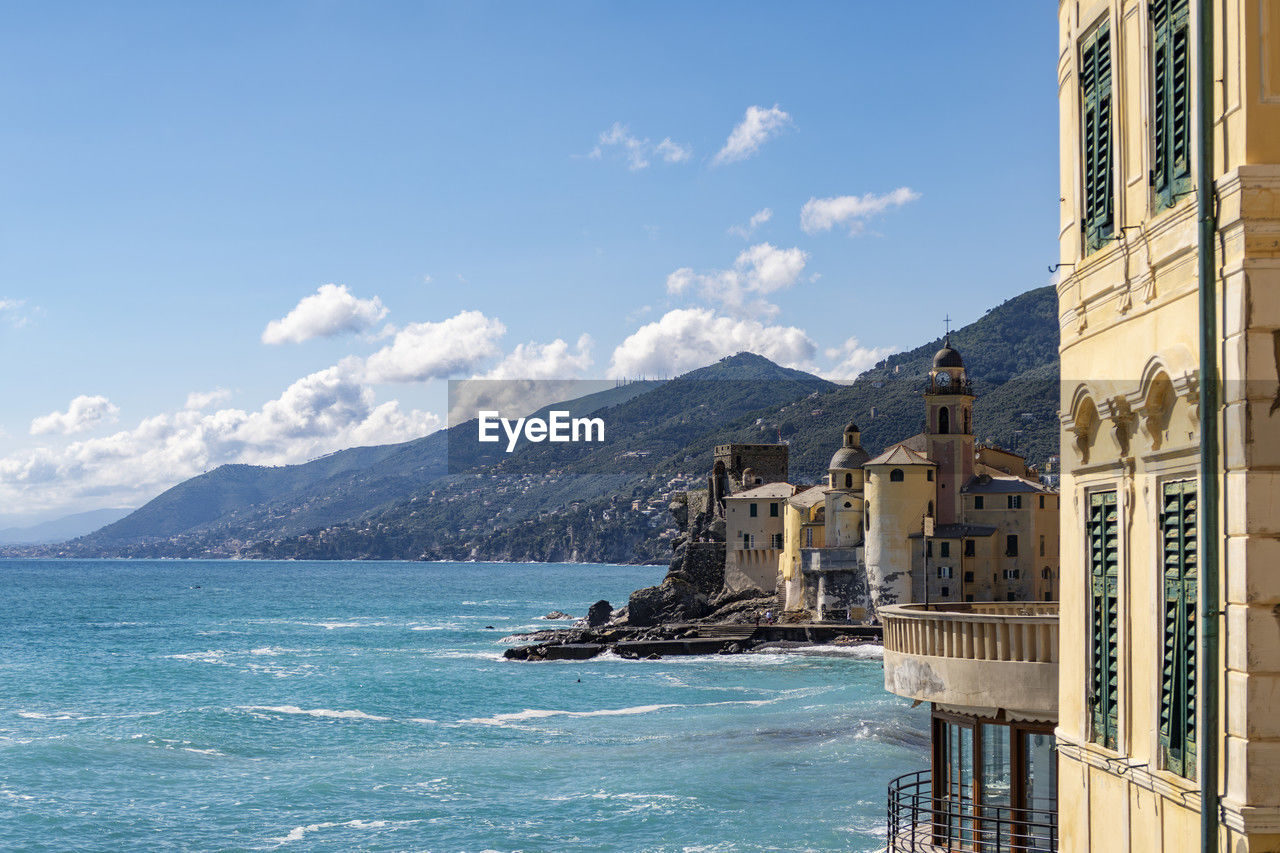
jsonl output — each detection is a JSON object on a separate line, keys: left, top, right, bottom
{"left": 502, "top": 617, "right": 882, "bottom": 662}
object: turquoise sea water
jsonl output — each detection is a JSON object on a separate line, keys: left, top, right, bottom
{"left": 0, "top": 560, "right": 928, "bottom": 852}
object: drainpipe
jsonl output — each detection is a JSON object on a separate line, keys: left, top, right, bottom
{"left": 1196, "top": 0, "right": 1221, "bottom": 849}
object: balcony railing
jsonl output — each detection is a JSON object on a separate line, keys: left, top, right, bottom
{"left": 879, "top": 602, "right": 1059, "bottom": 716}
{"left": 881, "top": 602, "right": 1059, "bottom": 664}
{"left": 888, "top": 770, "right": 1057, "bottom": 853}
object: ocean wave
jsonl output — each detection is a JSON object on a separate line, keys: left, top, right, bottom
{"left": 269, "top": 818, "right": 422, "bottom": 846}
{"left": 459, "top": 693, "right": 812, "bottom": 727}
{"left": 240, "top": 706, "right": 390, "bottom": 722}
{"left": 166, "top": 649, "right": 229, "bottom": 664}
{"left": 753, "top": 642, "right": 885, "bottom": 660}
{"left": 460, "top": 704, "right": 681, "bottom": 725}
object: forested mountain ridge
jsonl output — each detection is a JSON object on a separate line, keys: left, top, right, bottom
{"left": 13, "top": 286, "right": 1061, "bottom": 562}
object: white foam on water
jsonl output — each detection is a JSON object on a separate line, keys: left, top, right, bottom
{"left": 269, "top": 818, "right": 422, "bottom": 846}
{"left": 240, "top": 705, "right": 390, "bottom": 722}
{"left": 16, "top": 711, "right": 75, "bottom": 721}
{"left": 182, "top": 747, "right": 227, "bottom": 756}
{"left": 166, "top": 650, "right": 230, "bottom": 664}
{"left": 459, "top": 693, "right": 812, "bottom": 727}
{"left": 754, "top": 642, "right": 885, "bottom": 660}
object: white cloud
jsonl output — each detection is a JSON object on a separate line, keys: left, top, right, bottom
{"left": 30, "top": 395, "right": 120, "bottom": 436}
{"left": 590, "top": 123, "right": 691, "bottom": 170}
{"left": 712, "top": 105, "right": 792, "bottom": 165}
{"left": 262, "top": 284, "right": 388, "bottom": 345}
{"left": 655, "top": 138, "right": 692, "bottom": 163}
{"left": 364, "top": 310, "right": 507, "bottom": 383}
{"left": 0, "top": 365, "right": 439, "bottom": 514}
{"left": 800, "top": 187, "right": 920, "bottom": 235}
{"left": 822, "top": 337, "right": 899, "bottom": 382}
{"left": 666, "top": 242, "right": 809, "bottom": 316}
{"left": 607, "top": 308, "right": 815, "bottom": 378}
{"left": 482, "top": 334, "right": 594, "bottom": 380}
{"left": 185, "top": 389, "right": 232, "bottom": 410}
{"left": 0, "top": 299, "right": 35, "bottom": 328}
{"left": 728, "top": 207, "right": 773, "bottom": 239}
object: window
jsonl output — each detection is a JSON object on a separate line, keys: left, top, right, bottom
{"left": 1039, "top": 495, "right": 1046, "bottom": 509}
{"left": 804, "top": 527, "right": 813, "bottom": 547}
{"left": 742, "top": 532, "right": 752, "bottom": 549}
{"left": 749, "top": 503, "right": 758, "bottom": 518}
{"left": 1152, "top": 0, "right": 1192, "bottom": 211}
{"left": 966, "top": 594, "right": 974, "bottom": 602}
{"left": 1006, "top": 535, "right": 1019, "bottom": 557}
{"left": 1040, "top": 535, "right": 1046, "bottom": 557}
{"left": 1003, "top": 569, "right": 1021, "bottom": 580}
{"left": 890, "top": 469, "right": 905, "bottom": 483}
{"left": 941, "top": 586, "right": 950, "bottom": 597}
{"left": 928, "top": 501, "right": 934, "bottom": 517}
{"left": 770, "top": 502, "right": 779, "bottom": 517}
{"left": 926, "top": 541, "right": 933, "bottom": 557}
{"left": 845, "top": 472, "right": 853, "bottom": 488}
{"left": 927, "top": 469, "right": 934, "bottom": 481}
{"left": 771, "top": 532, "right": 783, "bottom": 549}
{"left": 940, "top": 542, "right": 951, "bottom": 559}
{"left": 939, "top": 407, "right": 950, "bottom": 434}
{"left": 1008, "top": 495, "right": 1023, "bottom": 509}
{"left": 1088, "top": 491, "right": 1120, "bottom": 750}
{"left": 974, "top": 496, "right": 985, "bottom": 510}
{"left": 1080, "top": 21, "right": 1115, "bottom": 251}
{"left": 1160, "top": 480, "right": 1198, "bottom": 778}
{"left": 964, "top": 571, "right": 974, "bottom": 583}
{"left": 937, "top": 566, "right": 954, "bottom": 580}
{"left": 964, "top": 540, "right": 975, "bottom": 558}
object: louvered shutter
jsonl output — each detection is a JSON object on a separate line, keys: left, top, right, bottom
{"left": 1160, "top": 480, "right": 1198, "bottom": 779}
{"left": 1088, "top": 491, "right": 1120, "bottom": 749}
{"left": 1153, "top": 0, "right": 1192, "bottom": 210}
{"left": 1081, "top": 24, "right": 1115, "bottom": 250}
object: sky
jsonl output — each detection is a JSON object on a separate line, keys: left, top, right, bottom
{"left": 0, "top": 2, "right": 1060, "bottom": 525}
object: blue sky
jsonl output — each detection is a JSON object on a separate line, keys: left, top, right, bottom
{"left": 0, "top": 2, "right": 1059, "bottom": 522}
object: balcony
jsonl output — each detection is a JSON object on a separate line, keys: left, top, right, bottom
{"left": 888, "top": 770, "right": 1057, "bottom": 852}
{"left": 880, "top": 603, "right": 1059, "bottom": 719}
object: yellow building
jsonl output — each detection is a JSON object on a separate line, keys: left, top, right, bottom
{"left": 777, "top": 344, "right": 1060, "bottom": 623}
{"left": 1055, "top": 1, "right": 1280, "bottom": 849}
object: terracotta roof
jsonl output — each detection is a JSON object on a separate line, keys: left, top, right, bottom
{"left": 786, "top": 486, "right": 827, "bottom": 509}
{"left": 961, "top": 471, "right": 1052, "bottom": 495}
{"left": 866, "top": 444, "right": 936, "bottom": 467}
{"left": 727, "top": 482, "right": 795, "bottom": 499}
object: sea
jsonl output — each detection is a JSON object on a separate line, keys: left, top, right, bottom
{"left": 0, "top": 559, "right": 929, "bottom": 852}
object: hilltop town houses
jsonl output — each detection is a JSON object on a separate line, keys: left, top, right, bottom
{"left": 715, "top": 340, "right": 1059, "bottom": 622}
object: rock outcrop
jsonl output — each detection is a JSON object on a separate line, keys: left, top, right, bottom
{"left": 585, "top": 600, "right": 613, "bottom": 627}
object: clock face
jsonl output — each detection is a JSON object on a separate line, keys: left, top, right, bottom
{"left": 936, "top": 372, "right": 952, "bottom": 387}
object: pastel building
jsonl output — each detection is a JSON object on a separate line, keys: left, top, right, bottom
{"left": 1052, "top": 0, "right": 1280, "bottom": 850}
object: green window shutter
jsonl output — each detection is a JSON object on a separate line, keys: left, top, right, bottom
{"left": 1152, "top": 0, "right": 1192, "bottom": 211}
{"left": 1160, "top": 480, "right": 1198, "bottom": 779}
{"left": 1088, "top": 491, "right": 1120, "bottom": 749}
{"left": 1081, "top": 23, "right": 1115, "bottom": 252}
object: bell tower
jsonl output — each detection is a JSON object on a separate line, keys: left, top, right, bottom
{"left": 925, "top": 334, "right": 975, "bottom": 523}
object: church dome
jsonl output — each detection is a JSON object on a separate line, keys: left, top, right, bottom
{"left": 828, "top": 445, "right": 869, "bottom": 471}
{"left": 933, "top": 343, "right": 964, "bottom": 368}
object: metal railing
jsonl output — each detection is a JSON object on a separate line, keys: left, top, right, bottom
{"left": 887, "top": 770, "right": 1057, "bottom": 853}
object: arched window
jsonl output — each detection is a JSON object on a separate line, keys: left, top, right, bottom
{"left": 939, "top": 407, "right": 950, "bottom": 434}
{"left": 890, "top": 468, "right": 905, "bottom": 482}
{"left": 844, "top": 472, "right": 853, "bottom": 489}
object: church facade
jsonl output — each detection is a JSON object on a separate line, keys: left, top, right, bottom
{"left": 775, "top": 340, "right": 1061, "bottom": 619}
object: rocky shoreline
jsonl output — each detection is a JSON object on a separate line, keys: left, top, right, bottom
{"left": 502, "top": 596, "right": 881, "bottom": 662}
